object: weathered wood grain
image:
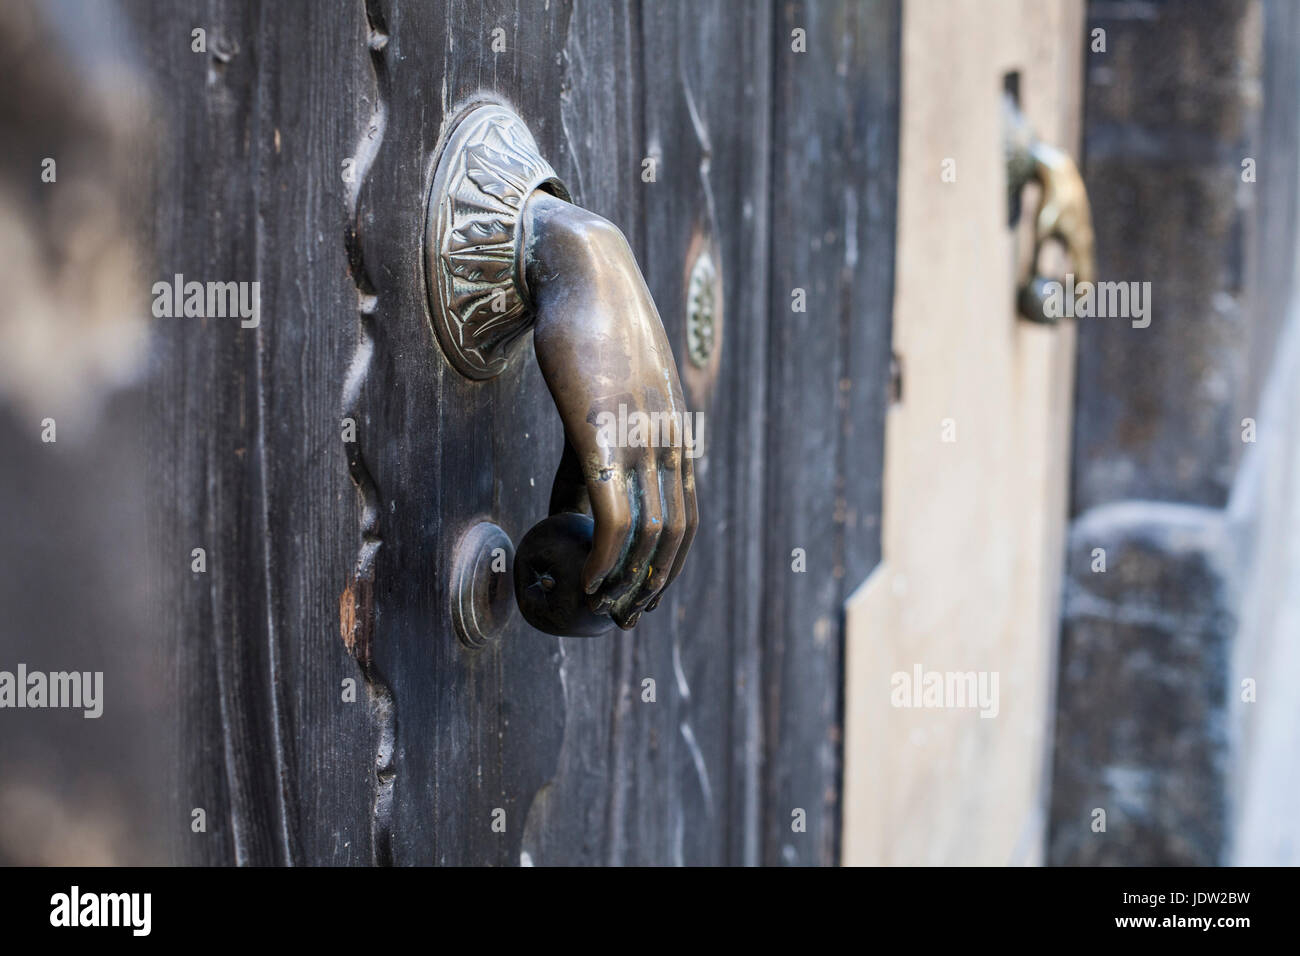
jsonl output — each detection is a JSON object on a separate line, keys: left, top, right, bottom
{"left": 130, "top": 0, "right": 381, "bottom": 864}
{"left": 763, "top": 0, "right": 899, "bottom": 865}
{"left": 607, "top": 0, "right": 773, "bottom": 866}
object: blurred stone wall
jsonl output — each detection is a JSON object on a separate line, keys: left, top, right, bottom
{"left": 1049, "top": 0, "right": 1300, "bottom": 865}
{"left": 0, "top": 0, "right": 167, "bottom": 865}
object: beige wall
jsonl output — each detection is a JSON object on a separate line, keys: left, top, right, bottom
{"left": 842, "top": 0, "right": 1084, "bottom": 866}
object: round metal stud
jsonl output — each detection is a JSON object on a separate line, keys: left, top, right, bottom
{"left": 450, "top": 521, "right": 516, "bottom": 648}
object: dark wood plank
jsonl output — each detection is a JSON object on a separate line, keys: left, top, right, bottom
{"left": 130, "top": 0, "right": 379, "bottom": 864}
{"left": 622, "top": 0, "right": 773, "bottom": 866}
{"left": 351, "top": 0, "right": 639, "bottom": 866}
{"left": 134, "top": 0, "right": 284, "bottom": 865}
{"left": 255, "top": 0, "right": 389, "bottom": 866}
{"left": 356, "top": 0, "right": 781, "bottom": 866}
{"left": 762, "top": 0, "right": 899, "bottom": 865}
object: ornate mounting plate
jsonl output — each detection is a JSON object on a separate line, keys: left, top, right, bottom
{"left": 424, "top": 103, "right": 571, "bottom": 380}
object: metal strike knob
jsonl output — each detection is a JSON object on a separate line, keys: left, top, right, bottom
{"left": 1005, "top": 95, "right": 1095, "bottom": 324}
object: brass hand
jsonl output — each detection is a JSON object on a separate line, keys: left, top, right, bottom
{"left": 522, "top": 191, "right": 698, "bottom": 629}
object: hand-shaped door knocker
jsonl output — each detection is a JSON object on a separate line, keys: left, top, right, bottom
{"left": 1005, "top": 95, "right": 1095, "bottom": 323}
{"left": 425, "top": 102, "right": 698, "bottom": 638}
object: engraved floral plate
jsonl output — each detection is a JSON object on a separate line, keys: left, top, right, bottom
{"left": 424, "top": 102, "right": 571, "bottom": 380}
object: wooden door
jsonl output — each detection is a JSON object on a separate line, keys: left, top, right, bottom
{"left": 38, "top": 0, "right": 905, "bottom": 866}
